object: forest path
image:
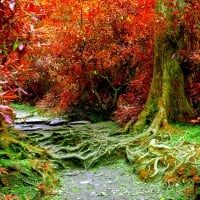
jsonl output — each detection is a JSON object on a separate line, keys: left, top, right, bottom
{"left": 13, "top": 108, "right": 189, "bottom": 200}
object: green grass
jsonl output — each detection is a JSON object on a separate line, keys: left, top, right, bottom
{"left": 171, "top": 123, "right": 200, "bottom": 144}
{"left": 10, "top": 102, "right": 62, "bottom": 118}
{"left": 11, "top": 102, "right": 38, "bottom": 113}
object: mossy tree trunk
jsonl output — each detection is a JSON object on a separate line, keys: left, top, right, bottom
{"left": 132, "top": 1, "right": 193, "bottom": 134}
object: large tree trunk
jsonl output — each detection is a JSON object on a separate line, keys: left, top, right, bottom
{"left": 132, "top": 31, "right": 193, "bottom": 134}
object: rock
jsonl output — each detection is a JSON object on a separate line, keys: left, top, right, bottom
{"left": 14, "top": 116, "right": 49, "bottom": 124}
{"left": 69, "top": 120, "right": 91, "bottom": 125}
{"left": 16, "top": 127, "right": 43, "bottom": 131}
{"left": 65, "top": 171, "right": 81, "bottom": 176}
{"left": 79, "top": 180, "right": 92, "bottom": 185}
{"left": 14, "top": 124, "right": 55, "bottom": 131}
{"left": 49, "top": 119, "right": 67, "bottom": 126}
{"left": 97, "top": 192, "right": 108, "bottom": 196}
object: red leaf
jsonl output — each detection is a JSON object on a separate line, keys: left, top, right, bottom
{"left": 0, "top": 112, "right": 13, "bottom": 124}
{"left": 0, "top": 91, "right": 17, "bottom": 100}
{"left": 171, "top": 11, "right": 180, "bottom": 16}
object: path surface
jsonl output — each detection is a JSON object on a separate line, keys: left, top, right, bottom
{"left": 13, "top": 109, "right": 190, "bottom": 200}
{"left": 58, "top": 160, "right": 189, "bottom": 200}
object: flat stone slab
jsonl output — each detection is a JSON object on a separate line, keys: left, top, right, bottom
{"left": 69, "top": 120, "right": 91, "bottom": 125}
{"left": 15, "top": 119, "right": 49, "bottom": 124}
{"left": 14, "top": 123, "right": 55, "bottom": 131}
{"left": 49, "top": 119, "right": 68, "bottom": 126}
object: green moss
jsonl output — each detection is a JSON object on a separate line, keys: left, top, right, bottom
{"left": 171, "top": 123, "right": 200, "bottom": 145}
{"left": 0, "top": 128, "right": 59, "bottom": 200}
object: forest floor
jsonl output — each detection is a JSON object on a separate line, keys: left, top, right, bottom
{"left": 10, "top": 103, "right": 199, "bottom": 200}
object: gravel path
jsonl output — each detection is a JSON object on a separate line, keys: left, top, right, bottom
{"left": 13, "top": 109, "right": 193, "bottom": 200}
{"left": 57, "top": 160, "right": 191, "bottom": 200}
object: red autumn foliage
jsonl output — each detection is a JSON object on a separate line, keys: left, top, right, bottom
{"left": 0, "top": 0, "right": 39, "bottom": 123}
{"left": 0, "top": 0, "right": 199, "bottom": 123}
{"left": 15, "top": 0, "right": 154, "bottom": 118}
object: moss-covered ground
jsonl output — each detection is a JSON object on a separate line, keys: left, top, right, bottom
{"left": 0, "top": 127, "right": 59, "bottom": 200}
{"left": 171, "top": 123, "right": 200, "bottom": 144}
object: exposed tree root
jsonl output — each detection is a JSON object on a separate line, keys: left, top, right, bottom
{"left": 21, "top": 120, "right": 200, "bottom": 190}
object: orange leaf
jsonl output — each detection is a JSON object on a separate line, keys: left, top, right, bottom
{"left": 0, "top": 167, "right": 9, "bottom": 174}
{"left": 0, "top": 95, "right": 17, "bottom": 100}
{"left": 0, "top": 91, "right": 17, "bottom": 100}
{"left": 5, "top": 195, "right": 19, "bottom": 200}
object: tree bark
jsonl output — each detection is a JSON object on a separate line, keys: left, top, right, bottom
{"left": 132, "top": 18, "right": 193, "bottom": 133}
